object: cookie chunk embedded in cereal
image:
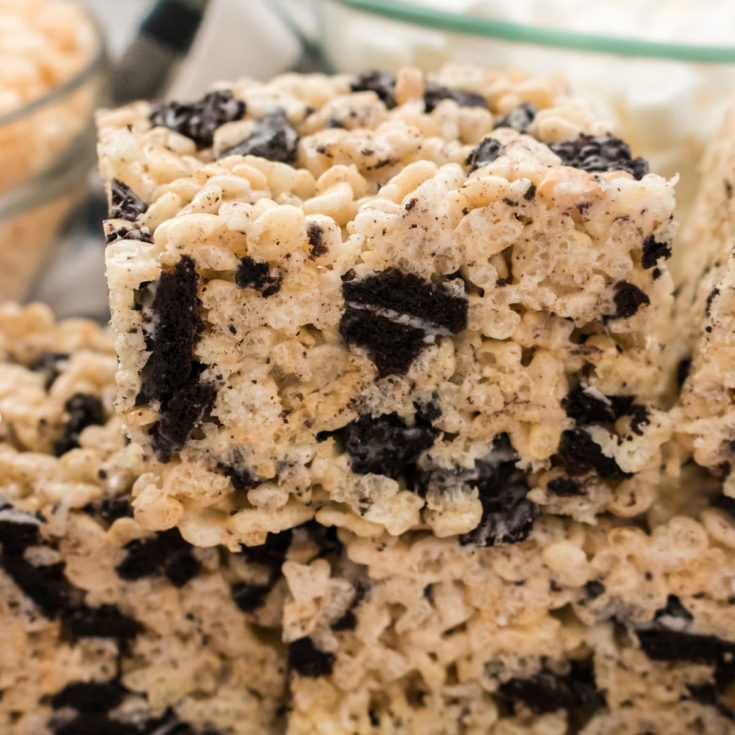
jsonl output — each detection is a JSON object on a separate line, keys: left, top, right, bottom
{"left": 98, "top": 64, "right": 680, "bottom": 548}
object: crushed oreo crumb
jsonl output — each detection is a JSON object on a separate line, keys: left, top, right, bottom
{"left": 54, "top": 393, "right": 105, "bottom": 456}
{"left": 424, "top": 81, "right": 488, "bottom": 113}
{"left": 116, "top": 528, "right": 201, "bottom": 588}
{"left": 288, "top": 637, "right": 336, "bottom": 678}
{"left": 109, "top": 179, "right": 148, "bottom": 221}
{"left": 238, "top": 528, "right": 293, "bottom": 571}
{"left": 236, "top": 256, "right": 283, "bottom": 297}
{"left": 549, "top": 135, "right": 649, "bottom": 180}
{"left": 307, "top": 222, "right": 327, "bottom": 258}
{"left": 51, "top": 680, "right": 126, "bottom": 713}
{"left": 498, "top": 660, "right": 606, "bottom": 714}
{"left": 547, "top": 477, "right": 582, "bottom": 497}
{"left": 105, "top": 225, "right": 154, "bottom": 247}
{"left": 493, "top": 102, "right": 538, "bottom": 133}
{"left": 677, "top": 358, "right": 692, "bottom": 388}
{"left": 584, "top": 581, "right": 605, "bottom": 599}
{"left": 605, "top": 281, "right": 650, "bottom": 321}
{"left": 28, "top": 351, "right": 69, "bottom": 390}
{"left": 641, "top": 235, "right": 672, "bottom": 269}
{"left": 149, "top": 89, "right": 245, "bottom": 147}
{"left": 466, "top": 137, "right": 505, "bottom": 173}
{"left": 706, "top": 288, "right": 721, "bottom": 318}
{"left": 337, "top": 407, "right": 437, "bottom": 480}
{"left": 654, "top": 595, "right": 693, "bottom": 622}
{"left": 350, "top": 70, "right": 397, "bottom": 109}
{"left": 61, "top": 604, "right": 141, "bottom": 641}
{"left": 339, "top": 307, "right": 426, "bottom": 377}
{"left": 557, "top": 428, "right": 631, "bottom": 480}
{"left": 232, "top": 581, "right": 271, "bottom": 612}
{"left": 342, "top": 268, "right": 468, "bottom": 334}
{"left": 221, "top": 108, "right": 299, "bottom": 163}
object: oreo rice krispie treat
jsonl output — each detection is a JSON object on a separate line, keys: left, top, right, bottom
{"left": 97, "top": 65, "right": 680, "bottom": 549}
{"left": 281, "top": 477, "right": 735, "bottom": 735}
{"left": 0, "top": 304, "right": 286, "bottom": 735}
{"left": 3, "top": 306, "right": 735, "bottom": 733}
{"left": 675, "top": 101, "right": 735, "bottom": 488}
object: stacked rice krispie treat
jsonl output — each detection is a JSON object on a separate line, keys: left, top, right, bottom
{"left": 0, "top": 304, "right": 287, "bottom": 735}
{"left": 675, "top": 102, "right": 735, "bottom": 491}
{"left": 3, "top": 303, "right": 735, "bottom": 733}
{"left": 98, "top": 65, "right": 680, "bottom": 551}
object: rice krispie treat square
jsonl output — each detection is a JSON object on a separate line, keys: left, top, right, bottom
{"left": 98, "top": 65, "right": 679, "bottom": 549}
{"left": 281, "top": 496, "right": 735, "bottom": 735}
{"left": 0, "top": 304, "right": 287, "bottom": 735}
{"left": 672, "top": 102, "right": 735, "bottom": 496}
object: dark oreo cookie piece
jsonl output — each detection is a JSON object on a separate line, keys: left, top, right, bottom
{"left": 339, "top": 307, "right": 427, "bottom": 377}
{"left": 557, "top": 428, "right": 631, "bottom": 480}
{"left": 654, "top": 595, "right": 693, "bottom": 622}
{"left": 28, "top": 351, "right": 69, "bottom": 390}
{"left": 288, "top": 637, "right": 336, "bottom": 678}
{"left": 116, "top": 528, "right": 201, "bottom": 588}
{"left": 221, "top": 108, "right": 299, "bottom": 163}
{"left": 563, "top": 385, "right": 617, "bottom": 425}
{"left": 238, "top": 528, "right": 293, "bottom": 571}
{"left": 54, "top": 393, "right": 105, "bottom": 457}
{"left": 342, "top": 269, "right": 468, "bottom": 334}
{"left": 236, "top": 256, "right": 282, "bottom": 297}
{"left": 676, "top": 357, "right": 692, "bottom": 388}
{"left": 636, "top": 627, "right": 735, "bottom": 666}
{"left": 232, "top": 581, "right": 271, "bottom": 612}
{"left": 105, "top": 225, "right": 154, "bottom": 247}
{"left": 331, "top": 581, "right": 369, "bottom": 631}
{"left": 547, "top": 477, "right": 582, "bottom": 497}
{"left": 498, "top": 660, "right": 606, "bottom": 714}
{"left": 109, "top": 179, "right": 148, "bottom": 221}
{"left": 307, "top": 222, "right": 327, "bottom": 258}
{"left": 350, "top": 70, "right": 397, "bottom": 109}
{"left": 641, "top": 235, "right": 672, "bottom": 269}
{"left": 423, "top": 81, "right": 488, "bottom": 113}
{"left": 493, "top": 102, "right": 538, "bottom": 133}
{"left": 687, "top": 683, "right": 735, "bottom": 719}
{"left": 604, "top": 281, "right": 650, "bottom": 321}
{"left": 53, "top": 714, "right": 141, "bottom": 735}
{"left": 466, "top": 137, "right": 505, "bottom": 173}
{"left": 340, "top": 411, "right": 437, "bottom": 479}
{"left": 1, "top": 555, "right": 70, "bottom": 617}
{"left": 0, "top": 501, "right": 42, "bottom": 553}
{"left": 299, "top": 520, "right": 344, "bottom": 557}
{"left": 422, "top": 434, "right": 540, "bottom": 548}
{"left": 53, "top": 707, "right": 220, "bottom": 735}
{"left": 149, "top": 89, "right": 246, "bottom": 147}
{"left": 584, "top": 580, "right": 605, "bottom": 599}
{"left": 218, "top": 456, "right": 259, "bottom": 491}
{"left": 136, "top": 257, "right": 215, "bottom": 461}
{"left": 95, "top": 496, "right": 134, "bottom": 524}
{"left": 51, "top": 680, "right": 126, "bottom": 712}
{"left": 150, "top": 380, "right": 216, "bottom": 463}
{"left": 137, "top": 256, "right": 202, "bottom": 408}
{"left": 61, "top": 604, "right": 141, "bottom": 641}
{"left": 562, "top": 386, "right": 649, "bottom": 436}
{"left": 549, "top": 135, "right": 649, "bottom": 180}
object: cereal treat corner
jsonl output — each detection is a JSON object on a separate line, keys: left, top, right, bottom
{"left": 98, "top": 65, "right": 680, "bottom": 549}
{"left": 0, "top": 304, "right": 287, "bottom": 735}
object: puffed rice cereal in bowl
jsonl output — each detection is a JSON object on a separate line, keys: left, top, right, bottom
{"left": 98, "top": 64, "right": 682, "bottom": 550}
{"left": 0, "top": 0, "right": 107, "bottom": 300}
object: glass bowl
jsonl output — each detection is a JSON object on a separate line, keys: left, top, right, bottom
{"left": 0, "top": 3, "right": 109, "bottom": 302}
{"left": 316, "top": 0, "right": 735, "bottom": 225}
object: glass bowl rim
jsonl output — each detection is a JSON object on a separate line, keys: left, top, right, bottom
{"left": 326, "top": 0, "right": 735, "bottom": 63}
{"left": 0, "top": 3, "right": 108, "bottom": 129}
